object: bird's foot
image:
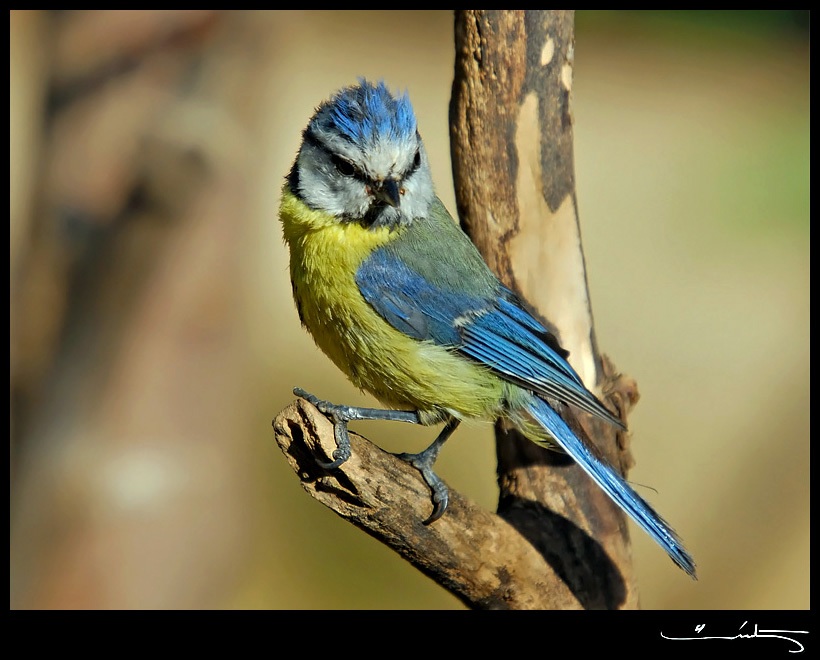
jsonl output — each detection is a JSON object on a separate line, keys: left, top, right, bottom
{"left": 395, "top": 446, "right": 450, "bottom": 524}
{"left": 394, "top": 417, "right": 459, "bottom": 524}
{"left": 294, "top": 387, "right": 353, "bottom": 469}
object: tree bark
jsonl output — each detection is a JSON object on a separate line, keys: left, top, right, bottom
{"left": 451, "top": 10, "right": 641, "bottom": 608}
{"left": 274, "top": 10, "right": 641, "bottom": 609}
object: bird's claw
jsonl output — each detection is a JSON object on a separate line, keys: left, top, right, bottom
{"left": 424, "top": 484, "right": 449, "bottom": 525}
{"left": 316, "top": 446, "right": 351, "bottom": 470}
{"left": 294, "top": 387, "right": 334, "bottom": 415}
{"left": 295, "top": 387, "right": 454, "bottom": 523}
{"left": 294, "top": 387, "right": 352, "bottom": 470}
{"left": 396, "top": 450, "right": 450, "bottom": 524}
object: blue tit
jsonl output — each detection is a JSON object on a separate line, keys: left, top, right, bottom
{"left": 279, "top": 79, "right": 696, "bottom": 578}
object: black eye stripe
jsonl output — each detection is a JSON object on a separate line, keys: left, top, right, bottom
{"left": 331, "top": 154, "right": 356, "bottom": 176}
{"left": 407, "top": 149, "right": 421, "bottom": 176}
{"left": 302, "top": 127, "right": 420, "bottom": 183}
{"left": 303, "top": 128, "right": 360, "bottom": 178}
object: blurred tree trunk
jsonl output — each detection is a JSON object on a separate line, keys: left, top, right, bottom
{"left": 9, "top": 9, "right": 276, "bottom": 609}
{"left": 276, "top": 10, "right": 641, "bottom": 609}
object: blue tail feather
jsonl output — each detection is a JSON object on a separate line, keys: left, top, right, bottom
{"left": 525, "top": 396, "right": 697, "bottom": 579}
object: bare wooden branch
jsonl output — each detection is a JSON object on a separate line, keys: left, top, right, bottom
{"left": 274, "top": 398, "right": 583, "bottom": 609}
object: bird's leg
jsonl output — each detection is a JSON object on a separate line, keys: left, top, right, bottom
{"left": 294, "top": 388, "right": 460, "bottom": 523}
{"left": 396, "top": 417, "right": 461, "bottom": 524}
{"left": 294, "top": 388, "right": 421, "bottom": 469}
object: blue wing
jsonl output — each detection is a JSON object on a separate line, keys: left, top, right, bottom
{"left": 355, "top": 248, "right": 624, "bottom": 429}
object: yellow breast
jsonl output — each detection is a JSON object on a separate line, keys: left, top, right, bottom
{"left": 279, "top": 187, "right": 508, "bottom": 423}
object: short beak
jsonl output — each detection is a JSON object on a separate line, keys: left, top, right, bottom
{"left": 373, "top": 178, "right": 401, "bottom": 207}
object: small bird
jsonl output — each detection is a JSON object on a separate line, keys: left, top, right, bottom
{"left": 279, "top": 79, "right": 696, "bottom": 578}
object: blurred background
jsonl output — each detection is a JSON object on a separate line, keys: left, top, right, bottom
{"left": 10, "top": 10, "right": 809, "bottom": 609}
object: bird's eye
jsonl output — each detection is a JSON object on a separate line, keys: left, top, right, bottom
{"left": 331, "top": 155, "right": 355, "bottom": 177}
{"left": 412, "top": 150, "right": 421, "bottom": 171}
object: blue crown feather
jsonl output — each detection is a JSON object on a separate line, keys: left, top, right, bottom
{"left": 326, "top": 79, "right": 417, "bottom": 145}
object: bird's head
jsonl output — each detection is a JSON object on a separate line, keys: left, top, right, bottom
{"left": 290, "top": 79, "right": 435, "bottom": 229}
